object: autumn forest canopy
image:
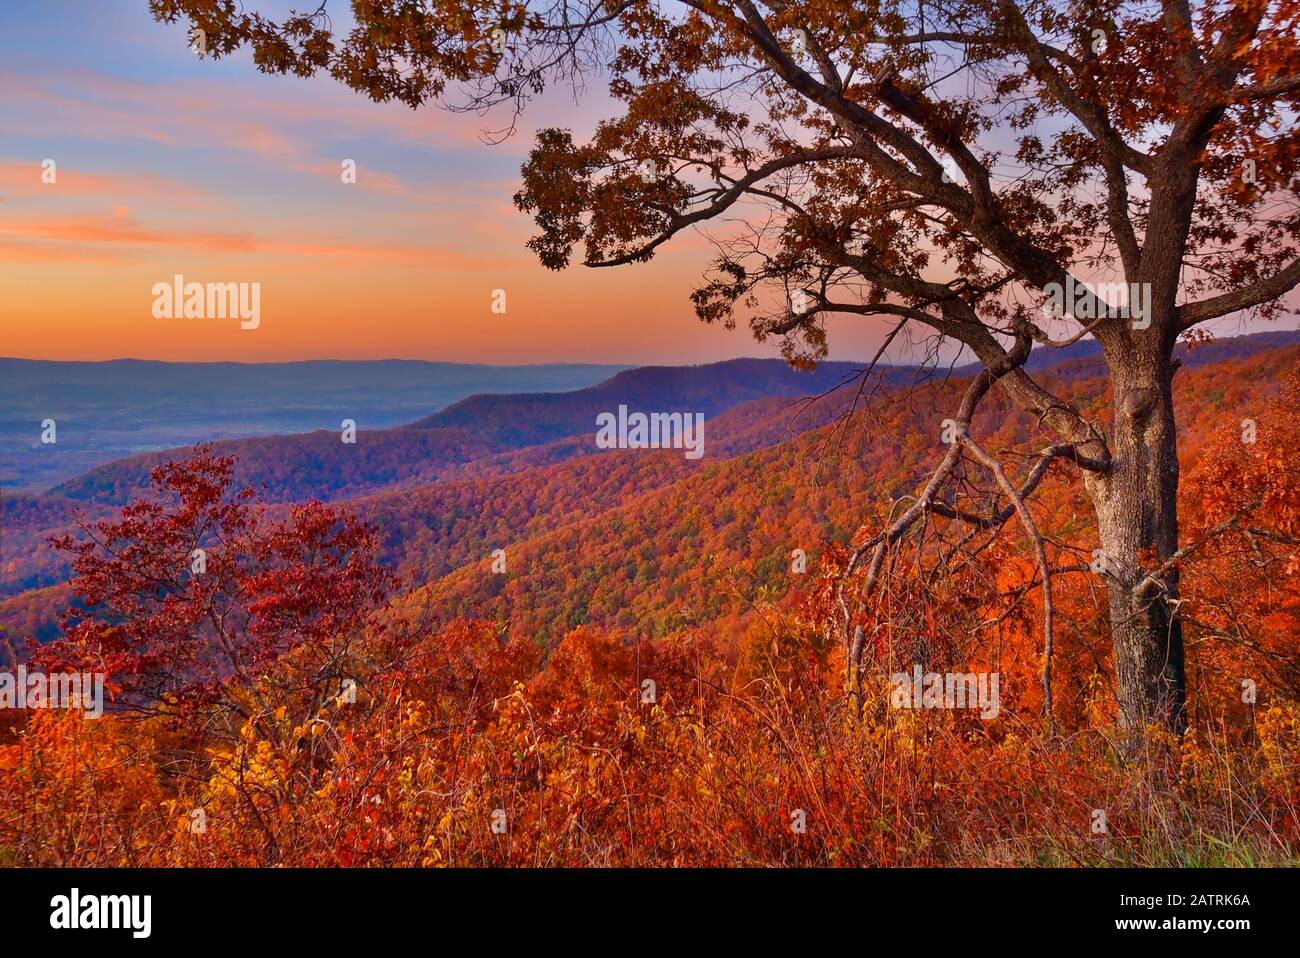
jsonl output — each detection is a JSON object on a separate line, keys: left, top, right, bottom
{"left": 0, "top": 0, "right": 1298, "bottom": 883}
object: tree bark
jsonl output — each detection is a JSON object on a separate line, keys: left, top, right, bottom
{"left": 1086, "top": 343, "right": 1188, "bottom": 737}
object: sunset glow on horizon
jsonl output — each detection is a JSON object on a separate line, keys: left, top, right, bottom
{"left": 0, "top": 0, "right": 864, "bottom": 366}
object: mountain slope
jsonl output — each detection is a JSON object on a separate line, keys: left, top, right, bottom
{"left": 400, "top": 342, "right": 1299, "bottom": 646}
{"left": 2, "top": 332, "right": 1295, "bottom": 642}
{"left": 407, "top": 357, "right": 900, "bottom": 446}
{"left": 47, "top": 427, "right": 503, "bottom": 507}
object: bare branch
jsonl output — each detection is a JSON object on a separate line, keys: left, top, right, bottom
{"left": 1177, "top": 255, "right": 1300, "bottom": 329}
{"left": 960, "top": 435, "right": 1055, "bottom": 724}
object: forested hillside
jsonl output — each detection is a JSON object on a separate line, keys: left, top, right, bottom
{"left": 2, "top": 335, "right": 1295, "bottom": 867}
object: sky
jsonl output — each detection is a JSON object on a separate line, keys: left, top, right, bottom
{"left": 1, "top": 0, "right": 812, "bottom": 365}
{"left": 0, "top": 1, "right": 1292, "bottom": 366}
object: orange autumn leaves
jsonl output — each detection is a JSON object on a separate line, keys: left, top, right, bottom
{"left": 4, "top": 614, "right": 1298, "bottom": 866}
{"left": 1, "top": 366, "right": 1298, "bottom": 866}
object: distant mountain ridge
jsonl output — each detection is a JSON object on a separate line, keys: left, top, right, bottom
{"left": 1, "top": 331, "right": 1295, "bottom": 641}
{"left": 410, "top": 330, "right": 1300, "bottom": 446}
{"left": 37, "top": 357, "right": 896, "bottom": 506}
{"left": 408, "top": 358, "right": 886, "bottom": 446}
{"left": 0, "top": 358, "right": 630, "bottom": 492}
{"left": 17, "top": 331, "right": 1300, "bottom": 508}
{"left": 0, "top": 356, "right": 631, "bottom": 390}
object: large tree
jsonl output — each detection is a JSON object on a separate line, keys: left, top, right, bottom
{"left": 150, "top": 0, "right": 1300, "bottom": 735}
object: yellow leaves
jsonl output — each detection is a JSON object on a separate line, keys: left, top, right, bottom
{"left": 1257, "top": 703, "right": 1300, "bottom": 789}
{"left": 403, "top": 700, "right": 430, "bottom": 733}
{"left": 1177, "top": 724, "right": 1209, "bottom": 789}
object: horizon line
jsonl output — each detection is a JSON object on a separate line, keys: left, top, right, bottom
{"left": 3, "top": 329, "right": 1298, "bottom": 369}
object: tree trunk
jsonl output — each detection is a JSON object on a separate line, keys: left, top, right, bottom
{"left": 1087, "top": 347, "right": 1188, "bottom": 737}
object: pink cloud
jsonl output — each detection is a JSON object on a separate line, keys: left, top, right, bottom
{"left": 0, "top": 208, "right": 520, "bottom": 269}
{"left": 0, "top": 160, "right": 213, "bottom": 204}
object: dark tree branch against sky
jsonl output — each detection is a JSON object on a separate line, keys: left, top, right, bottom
{"left": 148, "top": 0, "right": 1300, "bottom": 736}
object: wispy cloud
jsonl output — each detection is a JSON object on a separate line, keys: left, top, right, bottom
{"left": 0, "top": 208, "right": 521, "bottom": 269}
{"left": 0, "top": 160, "right": 213, "bottom": 204}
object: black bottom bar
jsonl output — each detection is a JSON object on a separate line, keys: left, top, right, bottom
{"left": 0, "top": 867, "right": 1284, "bottom": 945}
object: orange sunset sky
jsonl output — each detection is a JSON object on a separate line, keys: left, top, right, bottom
{"left": 0, "top": 1, "right": 1290, "bottom": 365}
